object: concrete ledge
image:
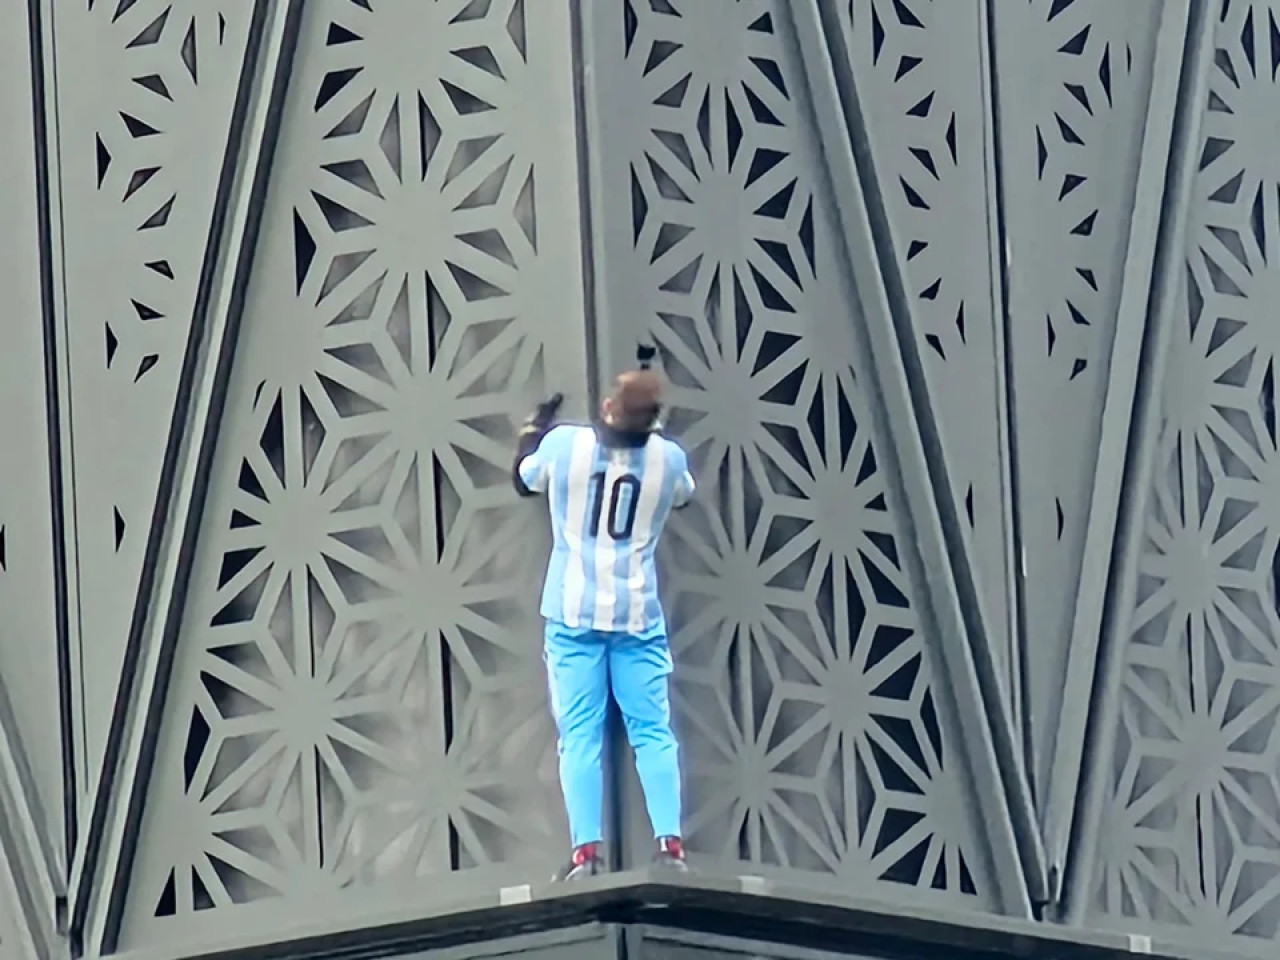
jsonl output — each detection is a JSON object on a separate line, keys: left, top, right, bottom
{"left": 109, "top": 867, "right": 1260, "bottom": 960}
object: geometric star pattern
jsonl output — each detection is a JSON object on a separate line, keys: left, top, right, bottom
{"left": 599, "top": 0, "right": 991, "bottom": 906}
{"left": 53, "top": 0, "right": 251, "bottom": 802}
{"left": 10, "top": 0, "right": 1280, "bottom": 957}
{"left": 121, "top": 0, "right": 574, "bottom": 943}
{"left": 844, "top": 0, "right": 1016, "bottom": 705}
{"left": 990, "top": 0, "right": 1160, "bottom": 800}
{"left": 1092, "top": 1, "right": 1280, "bottom": 948}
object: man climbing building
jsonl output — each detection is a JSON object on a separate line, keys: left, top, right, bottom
{"left": 512, "top": 350, "right": 694, "bottom": 881}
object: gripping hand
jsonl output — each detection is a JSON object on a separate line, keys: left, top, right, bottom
{"left": 521, "top": 392, "right": 565, "bottom": 435}
{"left": 513, "top": 392, "right": 563, "bottom": 498}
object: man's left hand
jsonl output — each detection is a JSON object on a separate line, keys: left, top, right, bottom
{"left": 522, "top": 392, "right": 565, "bottom": 434}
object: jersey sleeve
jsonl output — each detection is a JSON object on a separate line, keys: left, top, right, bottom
{"left": 670, "top": 443, "right": 695, "bottom": 508}
{"left": 516, "top": 425, "right": 563, "bottom": 495}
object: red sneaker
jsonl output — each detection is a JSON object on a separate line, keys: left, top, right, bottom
{"left": 553, "top": 841, "right": 605, "bottom": 881}
{"left": 653, "top": 835, "right": 689, "bottom": 873}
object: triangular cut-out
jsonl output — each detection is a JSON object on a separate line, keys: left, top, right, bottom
{"left": 139, "top": 195, "right": 175, "bottom": 229}
{"left": 96, "top": 135, "right": 112, "bottom": 186}
{"left": 124, "top": 166, "right": 160, "bottom": 201}
{"left": 327, "top": 22, "right": 360, "bottom": 45}
{"left": 132, "top": 73, "right": 171, "bottom": 99}
{"left": 131, "top": 299, "right": 163, "bottom": 321}
{"left": 135, "top": 353, "right": 159, "bottom": 382}
{"left": 120, "top": 112, "right": 159, "bottom": 139}
{"left": 181, "top": 20, "right": 198, "bottom": 82}
{"left": 508, "top": 0, "right": 527, "bottom": 60}
{"left": 126, "top": 8, "right": 168, "bottom": 47}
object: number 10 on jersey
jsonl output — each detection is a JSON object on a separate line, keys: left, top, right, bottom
{"left": 588, "top": 471, "right": 640, "bottom": 541}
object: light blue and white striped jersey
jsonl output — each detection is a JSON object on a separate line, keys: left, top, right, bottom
{"left": 518, "top": 424, "right": 695, "bottom": 634}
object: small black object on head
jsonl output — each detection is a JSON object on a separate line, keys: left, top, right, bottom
{"left": 636, "top": 343, "right": 657, "bottom": 370}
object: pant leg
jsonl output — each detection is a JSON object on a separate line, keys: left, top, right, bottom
{"left": 608, "top": 629, "right": 682, "bottom": 839}
{"left": 544, "top": 620, "right": 610, "bottom": 847}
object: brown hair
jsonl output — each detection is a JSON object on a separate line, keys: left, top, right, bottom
{"left": 607, "top": 369, "right": 662, "bottom": 431}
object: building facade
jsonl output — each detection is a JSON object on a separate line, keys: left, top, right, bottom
{"left": 0, "top": 1, "right": 1273, "bottom": 958}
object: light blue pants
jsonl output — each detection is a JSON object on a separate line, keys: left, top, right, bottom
{"left": 544, "top": 620, "right": 683, "bottom": 846}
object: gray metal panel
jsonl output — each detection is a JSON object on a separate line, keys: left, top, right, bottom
{"left": 840, "top": 0, "right": 1016, "bottom": 707}
{"left": 802, "top": 0, "right": 1044, "bottom": 905}
{"left": 68, "top": 3, "right": 297, "bottom": 952}
{"left": 76, "top": 4, "right": 303, "bottom": 953}
{"left": 1084, "top": 0, "right": 1280, "bottom": 953}
{"left": 0, "top": 0, "right": 65, "bottom": 879}
{"left": 0, "top": 764, "right": 54, "bottom": 960}
{"left": 634, "top": 927, "right": 841, "bottom": 960}
{"left": 0, "top": 850, "right": 36, "bottom": 960}
{"left": 397, "top": 926, "right": 614, "bottom": 960}
{"left": 45, "top": 0, "right": 254, "bottom": 805}
{"left": 991, "top": 0, "right": 1161, "bottom": 807}
{"left": 581, "top": 0, "right": 1013, "bottom": 914}
{"left": 638, "top": 944, "right": 783, "bottom": 960}
{"left": 119, "top": 0, "right": 588, "bottom": 950}
{"left": 1043, "top": 0, "right": 1208, "bottom": 900}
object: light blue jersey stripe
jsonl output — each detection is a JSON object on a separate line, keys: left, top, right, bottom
{"left": 617, "top": 440, "right": 664, "bottom": 631}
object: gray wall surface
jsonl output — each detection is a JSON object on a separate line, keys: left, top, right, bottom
{"left": 0, "top": 0, "right": 1275, "bottom": 958}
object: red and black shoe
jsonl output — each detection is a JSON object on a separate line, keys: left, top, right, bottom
{"left": 553, "top": 842, "right": 605, "bottom": 881}
{"left": 653, "top": 835, "right": 689, "bottom": 873}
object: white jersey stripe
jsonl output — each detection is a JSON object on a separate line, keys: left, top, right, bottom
{"left": 530, "top": 423, "right": 694, "bottom": 636}
{"left": 559, "top": 428, "right": 596, "bottom": 626}
{"left": 626, "top": 437, "right": 667, "bottom": 632}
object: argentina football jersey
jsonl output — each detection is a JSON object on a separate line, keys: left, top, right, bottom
{"left": 517, "top": 424, "right": 695, "bottom": 634}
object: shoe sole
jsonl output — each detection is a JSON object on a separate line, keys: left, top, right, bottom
{"left": 552, "top": 862, "right": 605, "bottom": 882}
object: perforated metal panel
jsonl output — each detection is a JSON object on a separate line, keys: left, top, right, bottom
{"left": 1087, "top": 1, "right": 1280, "bottom": 952}
{"left": 992, "top": 0, "right": 1162, "bottom": 804}
{"left": 581, "top": 0, "right": 1014, "bottom": 912}
{"left": 44, "top": 0, "right": 253, "bottom": 804}
{"left": 841, "top": 0, "right": 1015, "bottom": 702}
{"left": 0, "top": 0, "right": 64, "bottom": 875}
{"left": 118, "top": 0, "right": 588, "bottom": 948}
{"left": 15, "top": 1, "right": 1280, "bottom": 959}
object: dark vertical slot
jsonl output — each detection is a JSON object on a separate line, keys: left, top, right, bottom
{"left": 423, "top": 234, "right": 460, "bottom": 871}
{"left": 26, "top": 0, "right": 81, "bottom": 871}
{"left": 444, "top": 618, "right": 459, "bottom": 873}
{"left": 614, "top": 924, "right": 633, "bottom": 960}
{"left": 309, "top": 581, "right": 325, "bottom": 873}
{"left": 981, "top": 0, "right": 1036, "bottom": 807}
{"left": 432, "top": 452, "right": 459, "bottom": 871}
{"left": 1265, "top": 361, "right": 1278, "bottom": 614}
{"left": 313, "top": 755, "right": 326, "bottom": 871}
{"left": 1179, "top": 429, "right": 1207, "bottom": 901}
{"left": 569, "top": 0, "right": 600, "bottom": 406}
{"left": 730, "top": 627, "right": 750, "bottom": 862}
